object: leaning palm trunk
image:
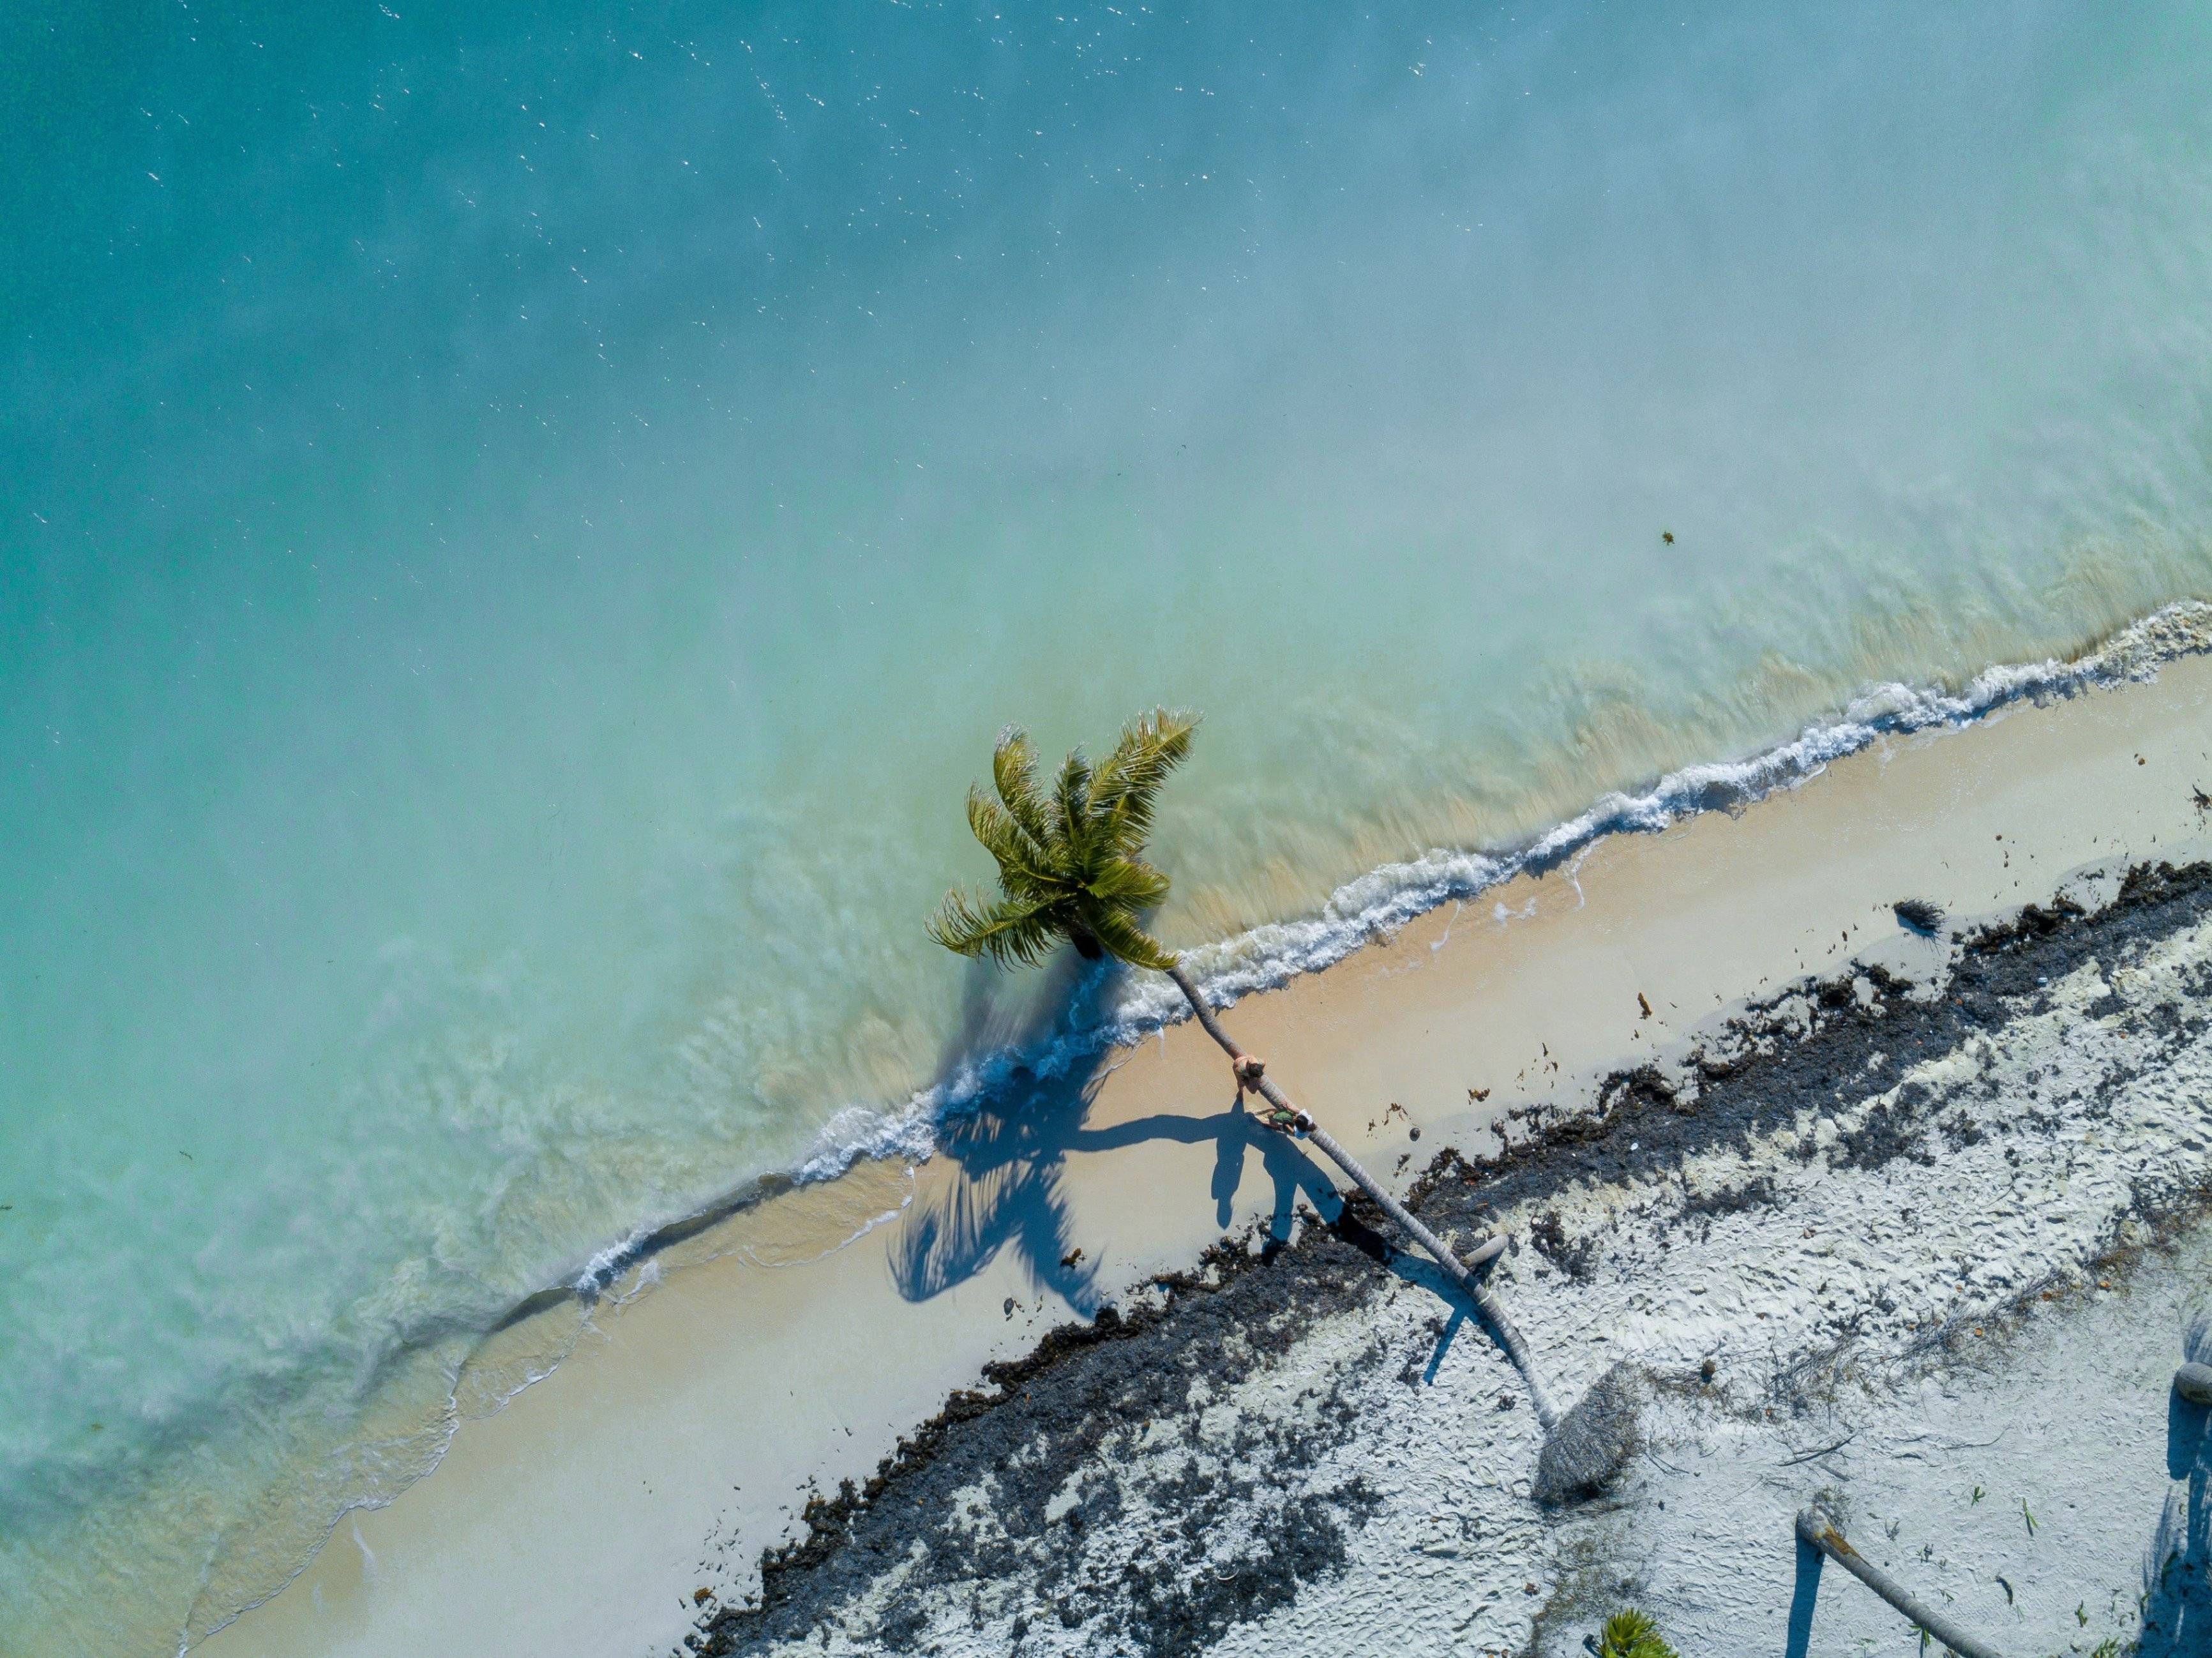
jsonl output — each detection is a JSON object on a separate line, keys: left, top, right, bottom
{"left": 1166, "top": 963, "right": 1560, "bottom": 1430}
{"left": 926, "top": 712, "right": 1561, "bottom": 1426}
{"left": 1794, "top": 1510, "right": 2003, "bottom": 1658}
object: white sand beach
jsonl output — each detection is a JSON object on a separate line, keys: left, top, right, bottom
{"left": 195, "top": 646, "right": 2212, "bottom": 1656}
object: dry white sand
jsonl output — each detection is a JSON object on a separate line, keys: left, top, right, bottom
{"left": 762, "top": 893, "right": 2212, "bottom": 1657}
{"left": 202, "top": 650, "right": 2212, "bottom": 1658}
{"left": 1180, "top": 904, "right": 2212, "bottom": 1658}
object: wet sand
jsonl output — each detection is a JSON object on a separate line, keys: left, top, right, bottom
{"left": 203, "top": 649, "right": 2212, "bottom": 1657}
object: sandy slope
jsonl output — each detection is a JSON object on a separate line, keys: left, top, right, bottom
{"left": 692, "top": 864, "right": 2212, "bottom": 1657}
{"left": 209, "top": 654, "right": 2212, "bottom": 1658}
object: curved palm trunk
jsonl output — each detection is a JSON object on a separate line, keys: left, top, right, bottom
{"left": 1164, "top": 963, "right": 1560, "bottom": 1429}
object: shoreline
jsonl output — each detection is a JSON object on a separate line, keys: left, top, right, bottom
{"left": 695, "top": 857, "right": 2212, "bottom": 1656}
{"left": 201, "top": 641, "right": 2212, "bottom": 1658}
{"left": 507, "top": 598, "right": 2212, "bottom": 1317}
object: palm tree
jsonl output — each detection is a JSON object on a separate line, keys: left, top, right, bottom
{"left": 927, "top": 709, "right": 1193, "bottom": 972}
{"left": 929, "top": 710, "right": 1560, "bottom": 1428}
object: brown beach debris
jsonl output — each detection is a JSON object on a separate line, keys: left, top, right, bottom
{"left": 1893, "top": 898, "right": 1945, "bottom": 936}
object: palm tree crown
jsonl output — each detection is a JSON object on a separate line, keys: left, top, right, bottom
{"left": 928, "top": 709, "right": 1197, "bottom": 972}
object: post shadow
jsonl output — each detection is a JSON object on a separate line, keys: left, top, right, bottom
{"left": 1422, "top": 1307, "right": 1468, "bottom": 1385}
{"left": 2141, "top": 1316, "right": 2212, "bottom": 1657}
{"left": 1784, "top": 1532, "right": 1823, "bottom": 1658}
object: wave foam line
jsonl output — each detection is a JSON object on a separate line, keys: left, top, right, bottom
{"left": 831, "top": 598, "right": 2212, "bottom": 1174}
{"left": 193, "top": 599, "right": 2212, "bottom": 1653}
{"left": 574, "top": 597, "right": 2212, "bottom": 1304}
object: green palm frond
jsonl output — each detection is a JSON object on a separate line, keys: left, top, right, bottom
{"left": 926, "top": 887, "right": 1066, "bottom": 968}
{"left": 965, "top": 789, "right": 1064, "bottom": 900}
{"left": 1085, "top": 857, "right": 1171, "bottom": 908}
{"left": 990, "top": 727, "right": 1057, "bottom": 856}
{"left": 1597, "top": 1610, "right": 1680, "bottom": 1658}
{"left": 1051, "top": 746, "right": 1095, "bottom": 863}
{"left": 1090, "top": 708, "right": 1196, "bottom": 850}
{"left": 930, "top": 710, "right": 1200, "bottom": 972}
{"left": 1084, "top": 903, "right": 1180, "bottom": 973}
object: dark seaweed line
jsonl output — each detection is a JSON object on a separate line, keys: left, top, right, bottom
{"left": 681, "top": 861, "right": 2212, "bottom": 1657}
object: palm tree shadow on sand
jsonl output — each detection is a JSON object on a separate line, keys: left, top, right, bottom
{"left": 892, "top": 955, "right": 1422, "bottom": 1323}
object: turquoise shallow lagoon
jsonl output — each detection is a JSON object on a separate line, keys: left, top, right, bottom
{"left": 6, "top": 2, "right": 2212, "bottom": 1648}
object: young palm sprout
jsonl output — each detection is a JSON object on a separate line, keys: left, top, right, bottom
{"left": 929, "top": 710, "right": 1558, "bottom": 1427}
{"left": 1597, "top": 1609, "right": 1682, "bottom": 1658}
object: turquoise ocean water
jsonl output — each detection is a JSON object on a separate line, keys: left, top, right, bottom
{"left": 6, "top": 3, "right": 2212, "bottom": 1648}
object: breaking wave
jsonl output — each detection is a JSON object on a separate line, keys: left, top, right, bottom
{"left": 826, "top": 599, "right": 2212, "bottom": 1172}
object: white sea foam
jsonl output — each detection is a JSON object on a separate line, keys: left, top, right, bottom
{"left": 800, "top": 599, "right": 2212, "bottom": 1188}
{"left": 573, "top": 1227, "right": 655, "bottom": 1296}
{"left": 794, "top": 1104, "right": 942, "bottom": 1186}
{"left": 148, "top": 599, "right": 2212, "bottom": 1657}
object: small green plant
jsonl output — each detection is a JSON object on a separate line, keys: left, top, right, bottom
{"left": 1970, "top": 1485, "right": 1983, "bottom": 1505}
{"left": 1598, "top": 1609, "right": 1680, "bottom": 1658}
{"left": 2022, "top": 1497, "right": 2037, "bottom": 1537}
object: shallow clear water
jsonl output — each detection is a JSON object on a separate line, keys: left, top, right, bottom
{"left": 6, "top": 1, "right": 2212, "bottom": 1647}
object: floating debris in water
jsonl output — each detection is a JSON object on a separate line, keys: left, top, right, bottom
{"left": 1893, "top": 898, "right": 1945, "bottom": 936}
